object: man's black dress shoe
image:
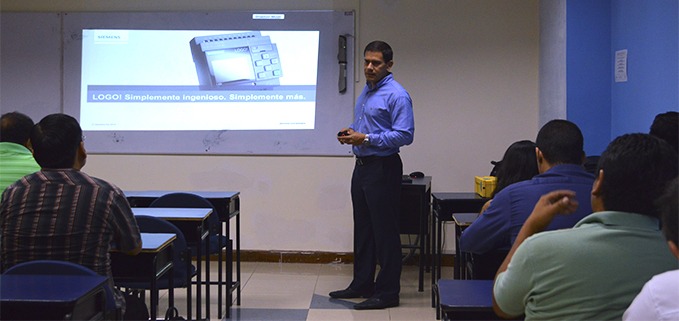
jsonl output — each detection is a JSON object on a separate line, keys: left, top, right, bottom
{"left": 329, "top": 288, "right": 373, "bottom": 299}
{"left": 353, "top": 297, "right": 399, "bottom": 310}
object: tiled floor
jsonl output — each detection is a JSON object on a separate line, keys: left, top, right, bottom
{"left": 152, "top": 261, "right": 452, "bottom": 320}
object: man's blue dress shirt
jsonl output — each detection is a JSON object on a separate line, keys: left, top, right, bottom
{"left": 350, "top": 74, "right": 414, "bottom": 157}
{"left": 459, "top": 164, "right": 596, "bottom": 255}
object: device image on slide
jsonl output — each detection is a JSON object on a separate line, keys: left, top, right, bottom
{"left": 190, "top": 31, "right": 283, "bottom": 89}
{"left": 80, "top": 29, "right": 319, "bottom": 131}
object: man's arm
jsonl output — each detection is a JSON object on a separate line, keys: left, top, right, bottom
{"left": 110, "top": 191, "right": 143, "bottom": 256}
{"left": 382, "top": 96, "right": 414, "bottom": 148}
{"left": 459, "top": 191, "right": 511, "bottom": 254}
{"left": 492, "top": 190, "right": 578, "bottom": 318}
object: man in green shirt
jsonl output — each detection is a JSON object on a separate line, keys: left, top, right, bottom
{"left": 0, "top": 112, "right": 40, "bottom": 194}
{"left": 493, "top": 133, "right": 678, "bottom": 320}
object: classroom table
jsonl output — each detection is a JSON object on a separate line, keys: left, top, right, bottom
{"left": 400, "top": 176, "right": 432, "bottom": 292}
{"left": 111, "top": 232, "right": 176, "bottom": 321}
{"left": 431, "top": 192, "right": 489, "bottom": 305}
{"left": 452, "top": 213, "right": 479, "bottom": 280}
{"left": 126, "top": 190, "right": 241, "bottom": 319}
{"left": 0, "top": 274, "right": 108, "bottom": 320}
{"left": 132, "top": 207, "right": 212, "bottom": 321}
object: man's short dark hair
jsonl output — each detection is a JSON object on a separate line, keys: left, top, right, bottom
{"left": 30, "top": 114, "right": 82, "bottom": 169}
{"left": 650, "top": 111, "right": 678, "bottom": 152}
{"left": 364, "top": 40, "right": 393, "bottom": 63}
{"left": 596, "top": 133, "right": 678, "bottom": 219}
{"left": 535, "top": 119, "right": 584, "bottom": 165}
{"left": 657, "top": 177, "right": 678, "bottom": 246}
{"left": 1, "top": 112, "right": 34, "bottom": 145}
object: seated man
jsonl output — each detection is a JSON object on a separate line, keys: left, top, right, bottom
{"left": 0, "top": 113, "right": 142, "bottom": 314}
{"left": 623, "top": 177, "right": 679, "bottom": 320}
{"left": 0, "top": 111, "right": 40, "bottom": 194}
{"left": 460, "top": 119, "right": 595, "bottom": 255}
{"left": 493, "top": 133, "right": 678, "bottom": 320}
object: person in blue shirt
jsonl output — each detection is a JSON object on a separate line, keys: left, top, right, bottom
{"left": 330, "top": 40, "right": 414, "bottom": 310}
{"left": 460, "top": 119, "right": 595, "bottom": 255}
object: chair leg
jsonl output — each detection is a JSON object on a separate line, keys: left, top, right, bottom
{"left": 433, "top": 283, "right": 441, "bottom": 320}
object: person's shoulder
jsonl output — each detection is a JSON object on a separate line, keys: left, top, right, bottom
{"left": 521, "top": 227, "right": 580, "bottom": 250}
{"left": 500, "top": 178, "right": 543, "bottom": 198}
{"left": 382, "top": 76, "right": 411, "bottom": 96}
{"left": 6, "top": 171, "right": 41, "bottom": 186}
{"left": 545, "top": 164, "right": 596, "bottom": 180}
{"left": 644, "top": 269, "right": 679, "bottom": 312}
{"left": 505, "top": 178, "right": 536, "bottom": 190}
{"left": 0, "top": 142, "right": 28, "bottom": 152}
{"left": 83, "top": 173, "right": 126, "bottom": 196}
{"left": 648, "top": 269, "right": 679, "bottom": 285}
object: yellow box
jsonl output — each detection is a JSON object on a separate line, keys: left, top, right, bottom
{"left": 475, "top": 176, "right": 497, "bottom": 198}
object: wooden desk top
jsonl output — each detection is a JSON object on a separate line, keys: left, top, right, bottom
{"left": 132, "top": 207, "right": 212, "bottom": 221}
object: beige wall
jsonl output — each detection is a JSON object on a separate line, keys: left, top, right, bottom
{"left": 1, "top": 0, "right": 539, "bottom": 253}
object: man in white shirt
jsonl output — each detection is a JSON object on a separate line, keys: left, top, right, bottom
{"left": 624, "top": 177, "right": 679, "bottom": 321}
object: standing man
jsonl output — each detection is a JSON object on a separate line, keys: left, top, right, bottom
{"left": 0, "top": 112, "right": 40, "bottom": 194}
{"left": 331, "top": 41, "right": 414, "bottom": 310}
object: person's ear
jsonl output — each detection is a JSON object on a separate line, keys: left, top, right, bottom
{"left": 591, "top": 169, "right": 604, "bottom": 196}
{"left": 79, "top": 141, "right": 87, "bottom": 159}
{"left": 75, "top": 141, "right": 87, "bottom": 169}
{"left": 668, "top": 241, "right": 679, "bottom": 259}
{"left": 386, "top": 60, "right": 393, "bottom": 72}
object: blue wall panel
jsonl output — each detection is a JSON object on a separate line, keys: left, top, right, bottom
{"left": 566, "top": 0, "right": 612, "bottom": 156}
{"left": 610, "top": 0, "right": 679, "bottom": 139}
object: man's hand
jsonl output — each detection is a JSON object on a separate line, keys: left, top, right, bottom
{"left": 524, "top": 190, "right": 579, "bottom": 234}
{"left": 337, "top": 128, "right": 365, "bottom": 146}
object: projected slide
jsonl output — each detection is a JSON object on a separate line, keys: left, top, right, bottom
{"left": 80, "top": 29, "right": 319, "bottom": 131}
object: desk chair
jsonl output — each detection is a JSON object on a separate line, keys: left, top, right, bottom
{"left": 149, "top": 192, "right": 238, "bottom": 319}
{"left": 583, "top": 155, "right": 600, "bottom": 175}
{"left": 4, "top": 260, "right": 119, "bottom": 320}
{"left": 149, "top": 193, "right": 229, "bottom": 309}
{"left": 117, "top": 215, "right": 196, "bottom": 320}
{"left": 149, "top": 192, "right": 228, "bottom": 255}
{"left": 466, "top": 249, "right": 509, "bottom": 280}
{"left": 434, "top": 279, "right": 509, "bottom": 321}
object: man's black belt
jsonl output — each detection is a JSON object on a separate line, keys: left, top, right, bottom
{"left": 356, "top": 155, "right": 384, "bottom": 166}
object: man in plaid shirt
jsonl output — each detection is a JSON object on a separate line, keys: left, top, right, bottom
{"left": 0, "top": 113, "right": 142, "bottom": 315}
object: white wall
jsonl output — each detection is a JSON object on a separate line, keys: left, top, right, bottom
{"left": 2, "top": 0, "right": 539, "bottom": 254}
{"left": 538, "top": 0, "right": 567, "bottom": 126}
